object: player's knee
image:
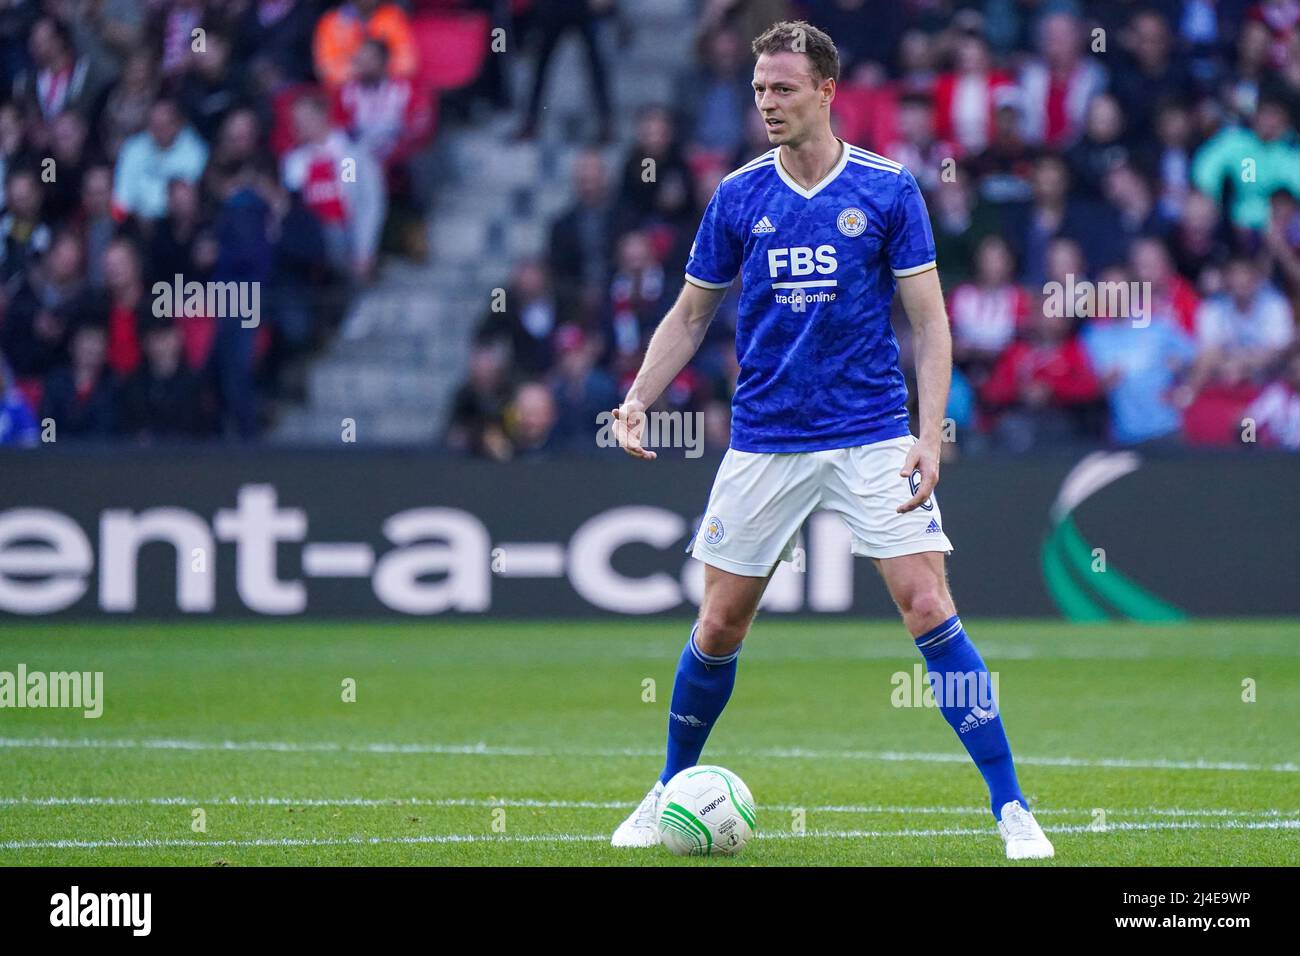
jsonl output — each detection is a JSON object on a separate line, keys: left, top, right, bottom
{"left": 900, "top": 587, "right": 952, "bottom": 630}
{"left": 696, "top": 609, "right": 749, "bottom": 656}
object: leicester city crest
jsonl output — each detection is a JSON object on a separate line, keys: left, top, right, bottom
{"left": 704, "top": 516, "right": 725, "bottom": 545}
{"left": 837, "top": 207, "right": 867, "bottom": 237}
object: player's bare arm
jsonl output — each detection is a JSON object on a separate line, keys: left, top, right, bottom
{"left": 896, "top": 267, "right": 952, "bottom": 514}
{"left": 612, "top": 281, "right": 727, "bottom": 460}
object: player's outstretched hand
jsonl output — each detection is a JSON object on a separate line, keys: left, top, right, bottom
{"left": 897, "top": 435, "right": 940, "bottom": 513}
{"left": 612, "top": 401, "right": 657, "bottom": 460}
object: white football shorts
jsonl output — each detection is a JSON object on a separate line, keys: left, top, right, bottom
{"left": 687, "top": 435, "right": 954, "bottom": 577}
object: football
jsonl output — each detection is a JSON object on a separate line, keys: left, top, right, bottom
{"left": 657, "top": 765, "right": 757, "bottom": 856}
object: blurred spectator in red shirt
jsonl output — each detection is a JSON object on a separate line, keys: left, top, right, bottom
{"left": 1130, "top": 236, "right": 1200, "bottom": 334}
{"left": 1244, "top": 347, "right": 1300, "bottom": 448}
{"left": 981, "top": 304, "right": 1102, "bottom": 450}
{"left": 282, "top": 92, "right": 385, "bottom": 282}
{"left": 607, "top": 230, "right": 669, "bottom": 367}
{"left": 99, "top": 237, "right": 148, "bottom": 378}
{"left": 884, "top": 92, "right": 959, "bottom": 192}
{"left": 948, "top": 234, "right": 1029, "bottom": 386}
{"left": 933, "top": 30, "right": 1015, "bottom": 158}
{"left": 12, "top": 17, "right": 107, "bottom": 123}
{"left": 332, "top": 38, "right": 433, "bottom": 171}
{"left": 1018, "top": 10, "right": 1108, "bottom": 149}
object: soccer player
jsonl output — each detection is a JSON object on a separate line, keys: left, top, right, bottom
{"left": 609, "top": 21, "right": 1053, "bottom": 860}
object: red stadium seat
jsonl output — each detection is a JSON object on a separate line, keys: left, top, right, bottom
{"left": 412, "top": 12, "right": 491, "bottom": 93}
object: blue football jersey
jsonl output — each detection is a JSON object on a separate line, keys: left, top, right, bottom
{"left": 685, "top": 138, "right": 937, "bottom": 453}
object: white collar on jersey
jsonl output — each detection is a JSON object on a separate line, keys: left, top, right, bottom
{"left": 773, "top": 137, "right": 851, "bottom": 199}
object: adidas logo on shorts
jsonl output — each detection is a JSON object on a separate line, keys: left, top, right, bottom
{"left": 926, "top": 518, "right": 942, "bottom": 534}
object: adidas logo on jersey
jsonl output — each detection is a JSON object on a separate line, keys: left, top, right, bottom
{"left": 926, "top": 518, "right": 942, "bottom": 534}
{"left": 752, "top": 215, "right": 776, "bottom": 234}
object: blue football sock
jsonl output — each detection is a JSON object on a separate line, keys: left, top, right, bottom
{"left": 659, "top": 622, "right": 740, "bottom": 785}
{"left": 914, "top": 615, "right": 1026, "bottom": 820}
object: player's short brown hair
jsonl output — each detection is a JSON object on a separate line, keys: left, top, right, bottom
{"left": 751, "top": 20, "right": 840, "bottom": 85}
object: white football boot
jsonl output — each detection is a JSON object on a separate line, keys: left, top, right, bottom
{"left": 610, "top": 781, "right": 664, "bottom": 847}
{"left": 997, "top": 800, "right": 1055, "bottom": 860}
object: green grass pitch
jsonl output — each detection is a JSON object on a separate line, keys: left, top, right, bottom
{"left": 1, "top": 619, "right": 1296, "bottom": 866}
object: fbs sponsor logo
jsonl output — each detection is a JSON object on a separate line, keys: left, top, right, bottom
{"left": 50, "top": 886, "right": 151, "bottom": 936}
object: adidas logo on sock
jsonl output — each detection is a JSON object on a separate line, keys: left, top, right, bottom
{"left": 959, "top": 705, "right": 997, "bottom": 734}
{"left": 670, "top": 712, "right": 706, "bottom": 728}
{"left": 752, "top": 215, "right": 776, "bottom": 234}
{"left": 925, "top": 518, "right": 941, "bottom": 534}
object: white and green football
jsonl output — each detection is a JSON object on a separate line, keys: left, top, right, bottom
{"left": 657, "top": 765, "right": 757, "bottom": 856}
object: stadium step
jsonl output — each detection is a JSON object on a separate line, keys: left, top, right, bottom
{"left": 272, "top": 0, "right": 698, "bottom": 446}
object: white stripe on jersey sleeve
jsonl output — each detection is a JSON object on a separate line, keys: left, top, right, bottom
{"left": 892, "top": 261, "right": 938, "bottom": 277}
{"left": 684, "top": 272, "right": 733, "bottom": 289}
{"left": 848, "top": 146, "right": 903, "bottom": 170}
{"left": 847, "top": 157, "right": 902, "bottom": 175}
{"left": 721, "top": 157, "right": 776, "bottom": 184}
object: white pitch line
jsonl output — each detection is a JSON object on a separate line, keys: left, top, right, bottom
{"left": 2, "top": 818, "right": 1297, "bottom": 851}
{"left": 2, "top": 736, "right": 1295, "bottom": 773}
{"left": 3, "top": 796, "right": 1298, "bottom": 819}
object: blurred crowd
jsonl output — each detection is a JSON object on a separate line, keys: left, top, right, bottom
{"left": 0, "top": 0, "right": 436, "bottom": 445}
{"left": 450, "top": 0, "right": 1300, "bottom": 458}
